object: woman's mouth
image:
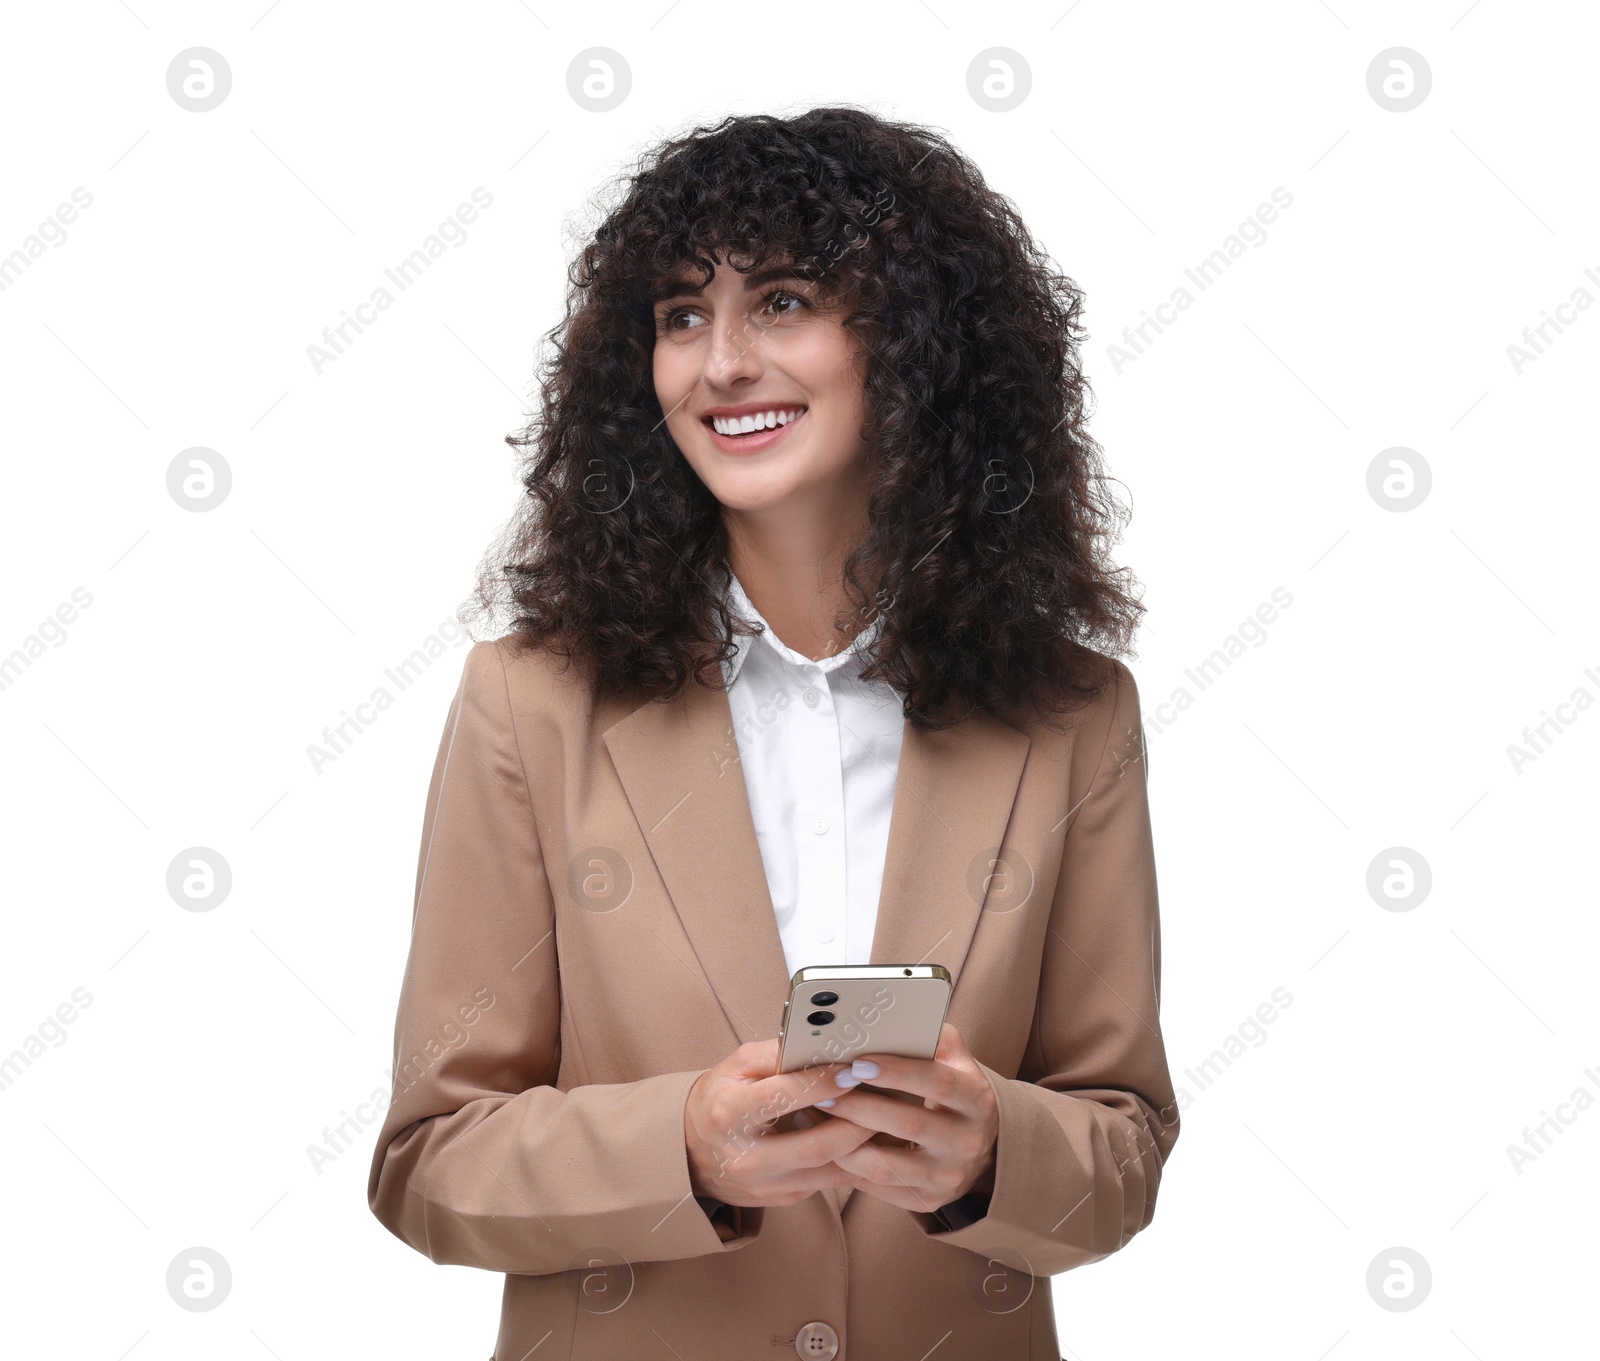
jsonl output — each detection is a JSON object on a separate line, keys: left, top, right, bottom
{"left": 703, "top": 406, "right": 807, "bottom": 455}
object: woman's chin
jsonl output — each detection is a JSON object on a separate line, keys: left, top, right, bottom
{"left": 688, "top": 453, "right": 809, "bottom": 509}
{"left": 706, "top": 481, "right": 805, "bottom": 514}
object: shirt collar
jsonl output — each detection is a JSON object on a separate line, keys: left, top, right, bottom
{"left": 718, "top": 570, "right": 887, "bottom": 688}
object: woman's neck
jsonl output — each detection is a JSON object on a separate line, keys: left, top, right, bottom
{"left": 722, "top": 490, "right": 873, "bottom": 663}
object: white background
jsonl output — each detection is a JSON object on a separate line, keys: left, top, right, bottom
{"left": 1, "top": 1, "right": 1595, "bottom": 1358}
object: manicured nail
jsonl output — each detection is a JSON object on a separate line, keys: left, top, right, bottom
{"left": 816, "top": 1098, "right": 836, "bottom": 1108}
{"left": 852, "top": 1059, "right": 880, "bottom": 1079}
{"left": 835, "top": 1070, "right": 862, "bottom": 1088}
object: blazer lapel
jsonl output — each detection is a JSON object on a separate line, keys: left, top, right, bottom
{"left": 843, "top": 704, "right": 1032, "bottom": 1213}
{"left": 867, "top": 707, "right": 1033, "bottom": 982}
{"left": 603, "top": 677, "right": 1033, "bottom": 1218}
{"left": 603, "top": 677, "right": 792, "bottom": 1049}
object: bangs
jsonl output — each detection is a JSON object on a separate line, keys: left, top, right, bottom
{"left": 644, "top": 254, "right": 842, "bottom": 304}
{"left": 619, "top": 132, "right": 890, "bottom": 309}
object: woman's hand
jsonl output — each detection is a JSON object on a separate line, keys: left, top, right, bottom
{"left": 684, "top": 1039, "right": 880, "bottom": 1207}
{"left": 802, "top": 1022, "right": 1000, "bottom": 1214}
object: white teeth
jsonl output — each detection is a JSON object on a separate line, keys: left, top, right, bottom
{"left": 711, "top": 407, "right": 805, "bottom": 435}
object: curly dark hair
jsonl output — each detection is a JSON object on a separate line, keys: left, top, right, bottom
{"left": 466, "top": 103, "right": 1144, "bottom": 732}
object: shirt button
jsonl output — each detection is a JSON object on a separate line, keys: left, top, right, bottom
{"left": 802, "top": 687, "right": 820, "bottom": 708}
{"left": 795, "top": 1321, "right": 839, "bottom": 1360}
{"left": 811, "top": 816, "right": 830, "bottom": 835}
{"left": 816, "top": 928, "right": 834, "bottom": 944}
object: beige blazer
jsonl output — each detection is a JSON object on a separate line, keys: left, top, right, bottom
{"left": 368, "top": 635, "right": 1179, "bottom": 1361}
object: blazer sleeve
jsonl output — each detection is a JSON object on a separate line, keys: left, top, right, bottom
{"left": 366, "top": 639, "right": 759, "bottom": 1273}
{"left": 907, "top": 658, "right": 1180, "bottom": 1275}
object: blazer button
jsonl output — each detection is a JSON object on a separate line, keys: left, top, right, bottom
{"left": 795, "top": 1320, "right": 839, "bottom": 1359}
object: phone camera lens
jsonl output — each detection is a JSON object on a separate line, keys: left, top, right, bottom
{"left": 809, "top": 990, "right": 839, "bottom": 1006}
{"left": 805, "top": 1009, "right": 835, "bottom": 1026}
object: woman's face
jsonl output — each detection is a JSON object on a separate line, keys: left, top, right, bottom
{"left": 650, "top": 256, "right": 869, "bottom": 516}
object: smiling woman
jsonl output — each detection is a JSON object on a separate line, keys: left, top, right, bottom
{"left": 459, "top": 105, "right": 1146, "bottom": 711}
{"left": 653, "top": 265, "right": 841, "bottom": 466}
{"left": 650, "top": 256, "right": 875, "bottom": 634}
{"left": 368, "top": 105, "right": 1179, "bottom": 1361}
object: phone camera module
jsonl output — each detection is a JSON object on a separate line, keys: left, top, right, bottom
{"left": 805, "top": 1009, "right": 835, "bottom": 1026}
{"left": 809, "top": 990, "right": 839, "bottom": 1006}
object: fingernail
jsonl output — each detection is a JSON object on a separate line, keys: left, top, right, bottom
{"left": 852, "top": 1059, "right": 880, "bottom": 1079}
{"left": 835, "top": 1070, "right": 861, "bottom": 1088}
{"left": 816, "top": 1098, "right": 836, "bottom": 1108}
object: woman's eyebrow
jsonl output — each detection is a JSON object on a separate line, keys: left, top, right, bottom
{"left": 649, "top": 264, "right": 814, "bottom": 302}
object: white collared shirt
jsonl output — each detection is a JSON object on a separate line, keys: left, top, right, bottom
{"left": 719, "top": 572, "right": 905, "bottom": 981}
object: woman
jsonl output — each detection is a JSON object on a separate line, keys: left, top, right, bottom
{"left": 367, "top": 105, "right": 1179, "bottom": 1361}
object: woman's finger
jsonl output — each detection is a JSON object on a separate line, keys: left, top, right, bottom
{"left": 734, "top": 1058, "right": 859, "bottom": 1124}
{"left": 716, "top": 1114, "right": 877, "bottom": 1202}
{"left": 777, "top": 1113, "right": 878, "bottom": 1167}
{"left": 932, "top": 1021, "right": 974, "bottom": 1064}
{"left": 821, "top": 1085, "right": 961, "bottom": 1146}
{"left": 830, "top": 1140, "right": 943, "bottom": 1213}
{"left": 834, "top": 1049, "right": 984, "bottom": 1117}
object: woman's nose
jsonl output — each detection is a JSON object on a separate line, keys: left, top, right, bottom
{"left": 706, "top": 307, "right": 763, "bottom": 384}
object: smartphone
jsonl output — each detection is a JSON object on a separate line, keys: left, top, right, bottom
{"left": 776, "top": 965, "right": 952, "bottom": 1141}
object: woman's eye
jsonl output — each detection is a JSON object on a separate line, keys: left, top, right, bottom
{"left": 762, "top": 290, "right": 804, "bottom": 317}
{"left": 656, "top": 291, "right": 804, "bottom": 334}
